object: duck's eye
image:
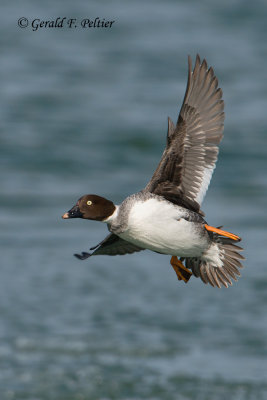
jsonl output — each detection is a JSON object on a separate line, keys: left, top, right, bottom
{"left": 87, "top": 200, "right": 93, "bottom": 206}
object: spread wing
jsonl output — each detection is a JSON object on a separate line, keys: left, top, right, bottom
{"left": 74, "top": 233, "right": 144, "bottom": 259}
{"left": 145, "top": 55, "right": 224, "bottom": 214}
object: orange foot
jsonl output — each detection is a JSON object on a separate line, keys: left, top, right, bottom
{"left": 204, "top": 224, "right": 241, "bottom": 241}
{"left": 170, "top": 256, "right": 192, "bottom": 283}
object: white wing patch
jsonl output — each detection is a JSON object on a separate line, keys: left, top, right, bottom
{"left": 195, "top": 165, "right": 215, "bottom": 205}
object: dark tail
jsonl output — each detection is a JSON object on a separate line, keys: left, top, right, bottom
{"left": 186, "top": 237, "right": 245, "bottom": 288}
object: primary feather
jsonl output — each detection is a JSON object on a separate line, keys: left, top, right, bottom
{"left": 145, "top": 54, "right": 224, "bottom": 212}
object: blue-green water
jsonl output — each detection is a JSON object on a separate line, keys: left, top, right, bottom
{"left": 1, "top": 1, "right": 267, "bottom": 399}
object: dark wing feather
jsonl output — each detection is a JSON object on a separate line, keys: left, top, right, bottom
{"left": 145, "top": 55, "right": 224, "bottom": 213}
{"left": 74, "top": 233, "right": 144, "bottom": 259}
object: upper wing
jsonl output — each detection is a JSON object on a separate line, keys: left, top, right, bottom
{"left": 74, "top": 233, "right": 145, "bottom": 259}
{"left": 145, "top": 55, "right": 224, "bottom": 213}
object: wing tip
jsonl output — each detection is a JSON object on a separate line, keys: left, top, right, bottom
{"left": 74, "top": 252, "right": 92, "bottom": 260}
{"left": 167, "top": 116, "right": 175, "bottom": 143}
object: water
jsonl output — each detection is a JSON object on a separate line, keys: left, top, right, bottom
{"left": 1, "top": 0, "right": 267, "bottom": 399}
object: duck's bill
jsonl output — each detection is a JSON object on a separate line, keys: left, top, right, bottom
{"left": 62, "top": 205, "right": 83, "bottom": 219}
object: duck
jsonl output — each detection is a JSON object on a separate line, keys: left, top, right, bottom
{"left": 62, "top": 54, "right": 244, "bottom": 288}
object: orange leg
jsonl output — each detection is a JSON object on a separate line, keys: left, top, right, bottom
{"left": 170, "top": 256, "right": 192, "bottom": 283}
{"left": 204, "top": 224, "right": 241, "bottom": 241}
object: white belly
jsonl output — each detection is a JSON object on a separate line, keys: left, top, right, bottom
{"left": 117, "top": 199, "right": 208, "bottom": 257}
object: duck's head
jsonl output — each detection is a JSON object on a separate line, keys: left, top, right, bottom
{"left": 62, "top": 194, "right": 116, "bottom": 221}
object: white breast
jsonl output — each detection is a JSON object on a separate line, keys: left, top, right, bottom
{"left": 118, "top": 198, "right": 208, "bottom": 257}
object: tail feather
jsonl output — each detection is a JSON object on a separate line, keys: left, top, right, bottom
{"left": 224, "top": 263, "right": 238, "bottom": 280}
{"left": 216, "top": 268, "right": 232, "bottom": 287}
{"left": 186, "top": 236, "right": 244, "bottom": 288}
{"left": 223, "top": 243, "right": 243, "bottom": 252}
{"left": 208, "top": 265, "right": 222, "bottom": 287}
{"left": 225, "top": 259, "right": 241, "bottom": 275}
{"left": 199, "top": 265, "right": 208, "bottom": 283}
